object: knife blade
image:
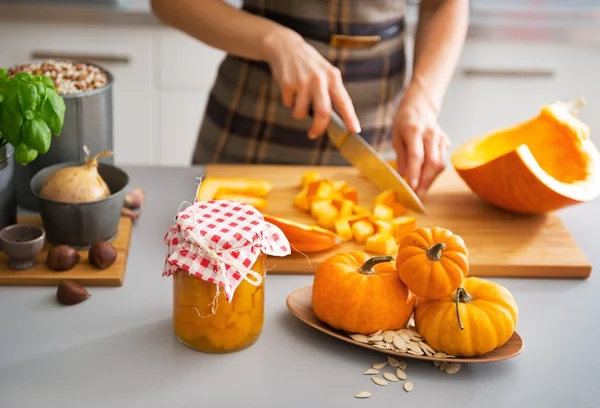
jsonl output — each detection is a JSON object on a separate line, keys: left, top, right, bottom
{"left": 325, "top": 110, "right": 427, "bottom": 214}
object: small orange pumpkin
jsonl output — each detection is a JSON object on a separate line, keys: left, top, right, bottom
{"left": 414, "top": 277, "right": 519, "bottom": 357}
{"left": 395, "top": 226, "right": 468, "bottom": 300}
{"left": 312, "top": 251, "right": 416, "bottom": 335}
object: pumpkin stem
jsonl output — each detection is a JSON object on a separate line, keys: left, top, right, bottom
{"left": 358, "top": 256, "right": 394, "bottom": 275}
{"left": 453, "top": 287, "right": 473, "bottom": 331}
{"left": 426, "top": 243, "right": 446, "bottom": 261}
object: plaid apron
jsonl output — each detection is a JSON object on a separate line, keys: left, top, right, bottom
{"left": 192, "top": 0, "right": 407, "bottom": 166}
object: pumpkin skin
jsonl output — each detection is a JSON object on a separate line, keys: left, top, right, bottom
{"left": 414, "top": 277, "right": 518, "bottom": 357}
{"left": 263, "top": 214, "right": 344, "bottom": 253}
{"left": 451, "top": 99, "right": 600, "bottom": 214}
{"left": 312, "top": 252, "right": 416, "bottom": 335}
{"left": 395, "top": 227, "right": 469, "bottom": 300}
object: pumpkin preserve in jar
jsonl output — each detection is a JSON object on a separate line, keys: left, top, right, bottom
{"left": 162, "top": 200, "right": 290, "bottom": 353}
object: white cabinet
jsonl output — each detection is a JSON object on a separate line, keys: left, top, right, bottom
{"left": 438, "top": 39, "right": 600, "bottom": 148}
{"left": 158, "top": 90, "right": 209, "bottom": 166}
{"left": 0, "top": 22, "right": 155, "bottom": 166}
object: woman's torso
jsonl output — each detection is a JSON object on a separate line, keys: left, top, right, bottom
{"left": 193, "top": 0, "right": 408, "bottom": 166}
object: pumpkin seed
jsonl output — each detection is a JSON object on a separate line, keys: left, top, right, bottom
{"left": 354, "top": 391, "right": 372, "bottom": 399}
{"left": 383, "top": 372, "right": 400, "bottom": 382}
{"left": 384, "top": 332, "right": 395, "bottom": 343}
{"left": 386, "top": 343, "right": 393, "bottom": 350}
{"left": 392, "top": 336, "right": 408, "bottom": 351}
{"left": 387, "top": 356, "right": 400, "bottom": 367}
{"left": 398, "top": 360, "right": 407, "bottom": 371}
{"left": 370, "top": 329, "right": 383, "bottom": 337}
{"left": 396, "top": 368, "right": 407, "bottom": 380}
{"left": 433, "top": 361, "right": 441, "bottom": 368}
{"left": 404, "top": 381, "right": 414, "bottom": 392}
{"left": 419, "top": 341, "right": 436, "bottom": 355}
{"left": 363, "top": 368, "right": 379, "bottom": 375}
{"left": 374, "top": 341, "right": 386, "bottom": 346}
{"left": 350, "top": 334, "right": 370, "bottom": 343}
{"left": 407, "top": 342, "right": 424, "bottom": 355}
{"left": 372, "top": 377, "right": 388, "bottom": 386}
{"left": 398, "top": 332, "right": 411, "bottom": 343}
{"left": 372, "top": 362, "right": 387, "bottom": 370}
{"left": 433, "top": 352, "right": 447, "bottom": 358}
{"left": 373, "top": 344, "right": 388, "bottom": 350}
{"left": 369, "top": 335, "right": 384, "bottom": 342}
{"left": 445, "top": 363, "right": 461, "bottom": 374}
{"left": 439, "top": 362, "right": 448, "bottom": 371}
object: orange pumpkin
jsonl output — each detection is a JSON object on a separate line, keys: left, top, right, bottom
{"left": 414, "top": 277, "right": 519, "bottom": 357}
{"left": 263, "top": 214, "right": 344, "bottom": 253}
{"left": 395, "top": 226, "right": 468, "bottom": 300}
{"left": 312, "top": 251, "right": 416, "bottom": 335}
{"left": 451, "top": 98, "right": 600, "bottom": 214}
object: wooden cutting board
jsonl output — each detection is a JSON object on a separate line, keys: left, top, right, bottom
{"left": 205, "top": 164, "right": 592, "bottom": 279}
{"left": 0, "top": 215, "right": 133, "bottom": 286}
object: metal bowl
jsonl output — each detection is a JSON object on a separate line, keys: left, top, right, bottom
{"left": 30, "top": 162, "right": 129, "bottom": 249}
{"left": 0, "top": 224, "right": 46, "bottom": 270}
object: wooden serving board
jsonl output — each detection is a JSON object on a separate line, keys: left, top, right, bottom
{"left": 0, "top": 215, "right": 133, "bottom": 286}
{"left": 205, "top": 164, "right": 592, "bottom": 279}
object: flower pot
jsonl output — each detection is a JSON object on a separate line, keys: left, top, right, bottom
{"left": 0, "top": 143, "right": 17, "bottom": 232}
{"left": 10, "top": 58, "right": 115, "bottom": 212}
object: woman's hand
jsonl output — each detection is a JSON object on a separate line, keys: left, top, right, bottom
{"left": 392, "top": 86, "right": 450, "bottom": 197}
{"left": 263, "top": 29, "right": 361, "bottom": 139}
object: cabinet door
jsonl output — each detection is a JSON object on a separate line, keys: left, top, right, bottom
{"left": 0, "top": 22, "right": 154, "bottom": 166}
{"left": 159, "top": 91, "right": 209, "bottom": 166}
{"left": 438, "top": 39, "right": 600, "bottom": 148}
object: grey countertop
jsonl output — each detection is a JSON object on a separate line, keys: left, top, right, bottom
{"left": 1, "top": 164, "right": 599, "bottom": 408}
{"left": 1, "top": 0, "right": 600, "bottom": 44}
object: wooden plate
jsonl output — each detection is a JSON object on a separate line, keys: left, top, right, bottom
{"left": 286, "top": 285, "right": 524, "bottom": 364}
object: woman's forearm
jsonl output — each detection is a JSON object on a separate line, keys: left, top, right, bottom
{"left": 405, "top": 0, "right": 469, "bottom": 114}
{"left": 150, "top": 0, "right": 299, "bottom": 62}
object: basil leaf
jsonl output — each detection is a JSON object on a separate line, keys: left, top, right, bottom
{"left": 39, "top": 88, "right": 65, "bottom": 136}
{"left": 36, "top": 83, "right": 46, "bottom": 99}
{"left": 0, "top": 90, "right": 24, "bottom": 146}
{"left": 22, "top": 116, "right": 51, "bottom": 154}
{"left": 18, "top": 82, "right": 40, "bottom": 120}
{"left": 0, "top": 69, "right": 7, "bottom": 80}
{"left": 12, "top": 72, "right": 32, "bottom": 83}
{"left": 14, "top": 143, "right": 38, "bottom": 166}
{"left": 40, "top": 75, "right": 55, "bottom": 89}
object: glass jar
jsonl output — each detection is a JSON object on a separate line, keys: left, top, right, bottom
{"left": 172, "top": 252, "right": 267, "bottom": 353}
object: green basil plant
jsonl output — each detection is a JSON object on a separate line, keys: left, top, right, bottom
{"left": 0, "top": 68, "right": 66, "bottom": 166}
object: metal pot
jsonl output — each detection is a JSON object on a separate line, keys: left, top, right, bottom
{"left": 0, "top": 143, "right": 17, "bottom": 232}
{"left": 12, "top": 58, "right": 115, "bottom": 212}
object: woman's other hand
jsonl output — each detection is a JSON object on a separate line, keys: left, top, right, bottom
{"left": 392, "top": 83, "right": 450, "bottom": 198}
{"left": 263, "top": 30, "right": 361, "bottom": 139}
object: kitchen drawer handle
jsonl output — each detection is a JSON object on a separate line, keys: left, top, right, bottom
{"left": 462, "top": 68, "right": 555, "bottom": 78}
{"left": 30, "top": 51, "right": 130, "bottom": 64}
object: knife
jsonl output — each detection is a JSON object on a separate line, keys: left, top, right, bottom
{"left": 324, "top": 110, "right": 427, "bottom": 214}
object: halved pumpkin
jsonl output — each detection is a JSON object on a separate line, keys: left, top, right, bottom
{"left": 262, "top": 214, "right": 345, "bottom": 253}
{"left": 451, "top": 98, "right": 600, "bottom": 214}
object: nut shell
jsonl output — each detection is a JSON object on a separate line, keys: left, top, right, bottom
{"left": 47, "top": 245, "right": 80, "bottom": 271}
{"left": 56, "top": 280, "right": 90, "bottom": 305}
{"left": 88, "top": 241, "right": 117, "bottom": 269}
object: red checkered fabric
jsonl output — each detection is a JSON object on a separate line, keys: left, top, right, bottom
{"left": 162, "top": 200, "right": 290, "bottom": 300}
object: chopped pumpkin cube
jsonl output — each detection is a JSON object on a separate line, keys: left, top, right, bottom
{"left": 374, "top": 189, "right": 397, "bottom": 207}
{"left": 331, "top": 180, "right": 348, "bottom": 192}
{"left": 337, "top": 199, "right": 355, "bottom": 218}
{"left": 353, "top": 205, "right": 371, "bottom": 215}
{"left": 374, "top": 220, "right": 394, "bottom": 237}
{"left": 311, "top": 200, "right": 339, "bottom": 220}
{"left": 351, "top": 219, "right": 375, "bottom": 244}
{"left": 372, "top": 203, "right": 394, "bottom": 221}
{"left": 334, "top": 219, "right": 353, "bottom": 241}
{"left": 293, "top": 188, "right": 311, "bottom": 212}
{"left": 391, "top": 215, "right": 417, "bottom": 242}
{"left": 342, "top": 186, "right": 359, "bottom": 204}
{"left": 317, "top": 215, "right": 337, "bottom": 231}
{"left": 391, "top": 203, "right": 408, "bottom": 217}
{"left": 365, "top": 234, "right": 398, "bottom": 256}
{"left": 307, "top": 180, "right": 334, "bottom": 200}
{"left": 301, "top": 171, "right": 321, "bottom": 188}
{"left": 344, "top": 213, "right": 371, "bottom": 225}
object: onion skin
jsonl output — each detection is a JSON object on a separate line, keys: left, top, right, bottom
{"left": 40, "top": 150, "right": 113, "bottom": 203}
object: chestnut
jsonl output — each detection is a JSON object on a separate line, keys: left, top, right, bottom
{"left": 47, "top": 245, "right": 80, "bottom": 271}
{"left": 88, "top": 241, "right": 117, "bottom": 269}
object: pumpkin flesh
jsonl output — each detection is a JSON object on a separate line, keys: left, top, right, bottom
{"left": 414, "top": 277, "right": 518, "bottom": 357}
{"left": 451, "top": 99, "right": 600, "bottom": 213}
{"left": 262, "top": 214, "right": 344, "bottom": 253}
{"left": 312, "top": 252, "right": 416, "bottom": 335}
